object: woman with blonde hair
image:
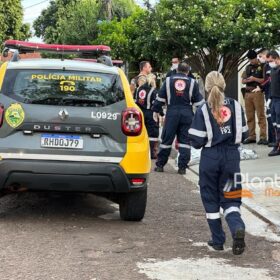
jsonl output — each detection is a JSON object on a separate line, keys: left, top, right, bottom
{"left": 189, "top": 71, "right": 248, "bottom": 255}
{"left": 134, "top": 74, "right": 162, "bottom": 159}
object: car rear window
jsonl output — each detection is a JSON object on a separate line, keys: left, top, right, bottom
{"left": 2, "top": 69, "right": 124, "bottom": 107}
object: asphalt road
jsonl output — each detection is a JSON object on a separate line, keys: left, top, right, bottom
{"left": 0, "top": 163, "right": 279, "bottom": 280}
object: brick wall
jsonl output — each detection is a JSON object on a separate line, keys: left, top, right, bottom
{"left": 0, "top": 52, "right": 41, "bottom": 62}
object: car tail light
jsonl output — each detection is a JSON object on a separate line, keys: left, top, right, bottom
{"left": 130, "top": 178, "right": 145, "bottom": 186}
{"left": 0, "top": 104, "right": 4, "bottom": 127}
{"left": 122, "top": 108, "right": 142, "bottom": 136}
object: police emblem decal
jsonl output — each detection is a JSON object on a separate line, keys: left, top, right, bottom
{"left": 139, "top": 90, "right": 147, "bottom": 99}
{"left": 175, "top": 80, "right": 186, "bottom": 91}
{"left": 5, "top": 103, "right": 25, "bottom": 128}
{"left": 221, "top": 106, "right": 231, "bottom": 122}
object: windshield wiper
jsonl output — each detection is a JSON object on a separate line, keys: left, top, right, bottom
{"left": 29, "top": 96, "right": 106, "bottom": 106}
{"left": 29, "top": 96, "right": 62, "bottom": 104}
{"left": 61, "top": 97, "right": 106, "bottom": 106}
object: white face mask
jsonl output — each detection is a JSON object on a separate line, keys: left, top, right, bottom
{"left": 269, "top": 62, "right": 277, "bottom": 68}
{"left": 259, "top": 57, "right": 266, "bottom": 64}
{"left": 171, "top": 63, "right": 179, "bottom": 70}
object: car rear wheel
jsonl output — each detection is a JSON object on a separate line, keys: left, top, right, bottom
{"left": 119, "top": 188, "right": 147, "bottom": 221}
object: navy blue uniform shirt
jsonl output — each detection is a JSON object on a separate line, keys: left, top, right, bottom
{"left": 152, "top": 73, "right": 204, "bottom": 112}
{"left": 189, "top": 98, "right": 248, "bottom": 149}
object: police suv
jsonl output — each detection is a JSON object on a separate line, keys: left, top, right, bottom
{"left": 0, "top": 40, "right": 150, "bottom": 221}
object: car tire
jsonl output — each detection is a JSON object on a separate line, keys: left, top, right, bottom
{"left": 119, "top": 188, "right": 147, "bottom": 221}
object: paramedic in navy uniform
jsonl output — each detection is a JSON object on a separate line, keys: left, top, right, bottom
{"left": 189, "top": 71, "right": 248, "bottom": 255}
{"left": 134, "top": 74, "right": 162, "bottom": 159}
{"left": 152, "top": 62, "right": 204, "bottom": 175}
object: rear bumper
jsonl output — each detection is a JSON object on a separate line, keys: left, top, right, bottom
{"left": 0, "top": 160, "right": 148, "bottom": 193}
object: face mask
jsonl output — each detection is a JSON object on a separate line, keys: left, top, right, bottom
{"left": 269, "top": 62, "right": 277, "bottom": 68}
{"left": 259, "top": 57, "right": 266, "bottom": 64}
{"left": 172, "top": 63, "right": 179, "bottom": 70}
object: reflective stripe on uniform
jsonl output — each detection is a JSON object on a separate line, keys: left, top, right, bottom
{"left": 273, "top": 122, "right": 277, "bottom": 127}
{"left": 206, "top": 212, "right": 220, "bottom": 219}
{"left": 177, "top": 143, "right": 191, "bottom": 149}
{"left": 157, "top": 97, "right": 166, "bottom": 103}
{"left": 267, "top": 114, "right": 271, "bottom": 118}
{"left": 147, "top": 88, "right": 155, "bottom": 109}
{"left": 160, "top": 144, "right": 172, "bottom": 149}
{"left": 149, "top": 137, "right": 158, "bottom": 142}
{"left": 277, "top": 124, "right": 280, "bottom": 128}
{"left": 242, "top": 125, "right": 248, "bottom": 133}
{"left": 189, "top": 78, "right": 195, "bottom": 105}
{"left": 166, "top": 77, "right": 171, "bottom": 105}
{"left": 234, "top": 100, "right": 243, "bottom": 144}
{"left": 201, "top": 104, "right": 213, "bottom": 147}
{"left": 224, "top": 206, "right": 240, "bottom": 218}
{"left": 193, "top": 99, "right": 205, "bottom": 107}
{"left": 188, "top": 128, "right": 207, "bottom": 138}
{"left": 0, "top": 153, "right": 122, "bottom": 163}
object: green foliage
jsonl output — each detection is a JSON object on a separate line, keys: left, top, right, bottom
{"left": 56, "top": 0, "right": 101, "bottom": 44}
{"left": 34, "top": 0, "right": 137, "bottom": 44}
{"left": 33, "top": 0, "right": 76, "bottom": 43}
{"left": 33, "top": 0, "right": 280, "bottom": 81}
{"left": 154, "top": 0, "right": 280, "bottom": 80}
{"left": 0, "top": 0, "right": 31, "bottom": 45}
{"left": 93, "top": 7, "right": 163, "bottom": 70}
{"left": 112, "top": 0, "right": 138, "bottom": 19}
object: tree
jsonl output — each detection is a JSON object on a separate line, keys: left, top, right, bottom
{"left": 93, "top": 7, "right": 162, "bottom": 69}
{"left": 0, "top": 0, "right": 31, "bottom": 45}
{"left": 153, "top": 0, "right": 280, "bottom": 82}
{"left": 56, "top": 0, "right": 101, "bottom": 44}
{"left": 33, "top": 0, "right": 137, "bottom": 44}
{"left": 33, "top": 0, "right": 76, "bottom": 43}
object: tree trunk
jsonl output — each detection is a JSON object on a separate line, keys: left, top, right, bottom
{"left": 100, "top": 0, "right": 112, "bottom": 20}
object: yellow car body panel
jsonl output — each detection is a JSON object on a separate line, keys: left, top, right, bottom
{"left": 118, "top": 68, "right": 151, "bottom": 174}
{"left": 0, "top": 62, "right": 8, "bottom": 90}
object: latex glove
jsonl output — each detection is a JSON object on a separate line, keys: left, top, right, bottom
{"left": 266, "top": 98, "right": 271, "bottom": 109}
{"left": 252, "top": 86, "right": 261, "bottom": 93}
{"left": 153, "top": 112, "right": 159, "bottom": 122}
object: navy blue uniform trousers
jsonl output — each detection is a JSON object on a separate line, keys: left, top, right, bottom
{"left": 142, "top": 109, "right": 159, "bottom": 158}
{"left": 199, "top": 144, "right": 245, "bottom": 245}
{"left": 271, "top": 98, "right": 280, "bottom": 145}
{"left": 157, "top": 106, "right": 192, "bottom": 169}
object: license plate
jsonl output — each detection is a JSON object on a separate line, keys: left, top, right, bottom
{"left": 41, "top": 134, "right": 83, "bottom": 149}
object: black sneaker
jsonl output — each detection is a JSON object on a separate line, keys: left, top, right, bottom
{"left": 243, "top": 138, "right": 256, "bottom": 144}
{"left": 268, "top": 146, "right": 280, "bottom": 157}
{"left": 257, "top": 139, "right": 268, "bottom": 145}
{"left": 232, "top": 229, "right": 246, "bottom": 255}
{"left": 207, "top": 240, "right": 224, "bottom": 251}
{"left": 178, "top": 168, "right": 186, "bottom": 175}
{"left": 154, "top": 166, "right": 164, "bottom": 172}
{"left": 268, "top": 142, "right": 276, "bottom": 147}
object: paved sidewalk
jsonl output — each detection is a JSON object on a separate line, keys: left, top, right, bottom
{"left": 189, "top": 144, "right": 280, "bottom": 231}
